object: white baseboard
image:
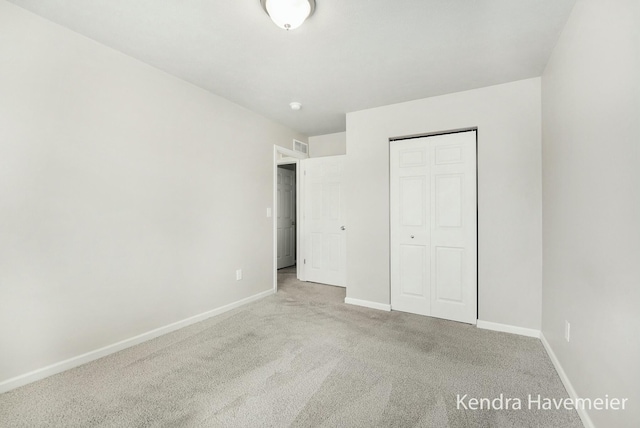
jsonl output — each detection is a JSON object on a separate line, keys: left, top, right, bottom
{"left": 476, "top": 320, "right": 541, "bottom": 338}
{"left": 540, "top": 333, "right": 594, "bottom": 428}
{"left": 0, "top": 288, "right": 275, "bottom": 394}
{"left": 344, "top": 297, "right": 391, "bottom": 311}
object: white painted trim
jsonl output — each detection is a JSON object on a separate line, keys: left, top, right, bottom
{"left": 540, "top": 333, "right": 594, "bottom": 428}
{"left": 0, "top": 288, "right": 275, "bottom": 394}
{"left": 476, "top": 320, "right": 540, "bottom": 338}
{"left": 297, "top": 159, "right": 305, "bottom": 282}
{"left": 345, "top": 297, "right": 391, "bottom": 312}
{"left": 276, "top": 145, "right": 307, "bottom": 160}
{"left": 277, "top": 158, "right": 297, "bottom": 166}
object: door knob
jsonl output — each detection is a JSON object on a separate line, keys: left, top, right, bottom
{"left": 341, "top": 226, "right": 346, "bottom": 230}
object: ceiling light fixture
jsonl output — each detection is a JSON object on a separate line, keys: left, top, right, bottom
{"left": 260, "top": 0, "right": 316, "bottom": 31}
{"left": 289, "top": 102, "right": 302, "bottom": 111}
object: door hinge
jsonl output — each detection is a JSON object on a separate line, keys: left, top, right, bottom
{"left": 304, "top": 259, "right": 306, "bottom": 264}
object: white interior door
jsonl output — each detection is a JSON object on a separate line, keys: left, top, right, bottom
{"left": 277, "top": 167, "right": 296, "bottom": 269}
{"left": 390, "top": 139, "right": 431, "bottom": 315}
{"left": 390, "top": 131, "right": 477, "bottom": 324}
{"left": 303, "top": 156, "right": 346, "bottom": 287}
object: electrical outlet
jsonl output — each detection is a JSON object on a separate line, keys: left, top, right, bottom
{"left": 236, "top": 269, "right": 242, "bottom": 281}
{"left": 565, "top": 320, "right": 570, "bottom": 342}
{"left": 266, "top": 207, "right": 272, "bottom": 218}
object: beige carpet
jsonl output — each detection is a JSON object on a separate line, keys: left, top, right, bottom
{"left": 0, "top": 272, "right": 582, "bottom": 427}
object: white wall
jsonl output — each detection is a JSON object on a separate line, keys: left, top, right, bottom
{"left": 0, "top": 1, "right": 305, "bottom": 384}
{"left": 541, "top": 1, "right": 639, "bottom": 426}
{"left": 346, "top": 78, "right": 543, "bottom": 330}
{"left": 309, "top": 132, "right": 346, "bottom": 157}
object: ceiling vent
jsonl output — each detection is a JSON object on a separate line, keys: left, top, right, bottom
{"left": 293, "top": 139, "right": 309, "bottom": 155}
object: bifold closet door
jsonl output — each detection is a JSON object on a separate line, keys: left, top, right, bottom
{"left": 390, "top": 131, "right": 477, "bottom": 324}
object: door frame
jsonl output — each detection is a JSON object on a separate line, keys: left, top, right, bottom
{"left": 388, "top": 127, "right": 479, "bottom": 322}
{"left": 273, "top": 145, "right": 307, "bottom": 292}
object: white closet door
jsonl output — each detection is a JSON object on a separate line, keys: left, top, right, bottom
{"left": 390, "top": 140, "right": 431, "bottom": 315}
{"left": 390, "top": 131, "right": 477, "bottom": 324}
{"left": 303, "top": 156, "right": 346, "bottom": 287}
{"left": 277, "top": 167, "right": 296, "bottom": 269}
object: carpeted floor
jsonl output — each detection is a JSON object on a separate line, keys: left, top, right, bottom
{"left": 0, "top": 272, "right": 582, "bottom": 427}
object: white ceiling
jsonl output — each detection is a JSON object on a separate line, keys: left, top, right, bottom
{"left": 8, "top": 0, "right": 576, "bottom": 136}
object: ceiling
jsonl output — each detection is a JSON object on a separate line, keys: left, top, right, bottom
{"left": 8, "top": 0, "right": 576, "bottom": 136}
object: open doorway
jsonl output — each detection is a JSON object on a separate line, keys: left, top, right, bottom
{"left": 272, "top": 146, "right": 347, "bottom": 293}
{"left": 272, "top": 145, "right": 306, "bottom": 293}
{"left": 276, "top": 163, "right": 296, "bottom": 273}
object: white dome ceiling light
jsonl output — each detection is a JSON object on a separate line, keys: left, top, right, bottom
{"left": 289, "top": 102, "right": 302, "bottom": 111}
{"left": 260, "top": 0, "right": 316, "bottom": 31}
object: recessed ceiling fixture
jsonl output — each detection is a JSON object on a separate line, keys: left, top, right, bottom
{"left": 260, "top": 0, "right": 316, "bottom": 31}
{"left": 289, "top": 102, "right": 302, "bottom": 111}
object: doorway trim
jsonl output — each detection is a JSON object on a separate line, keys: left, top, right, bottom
{"left": 273, "top": 145, "right": 307, "bottom": 293}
